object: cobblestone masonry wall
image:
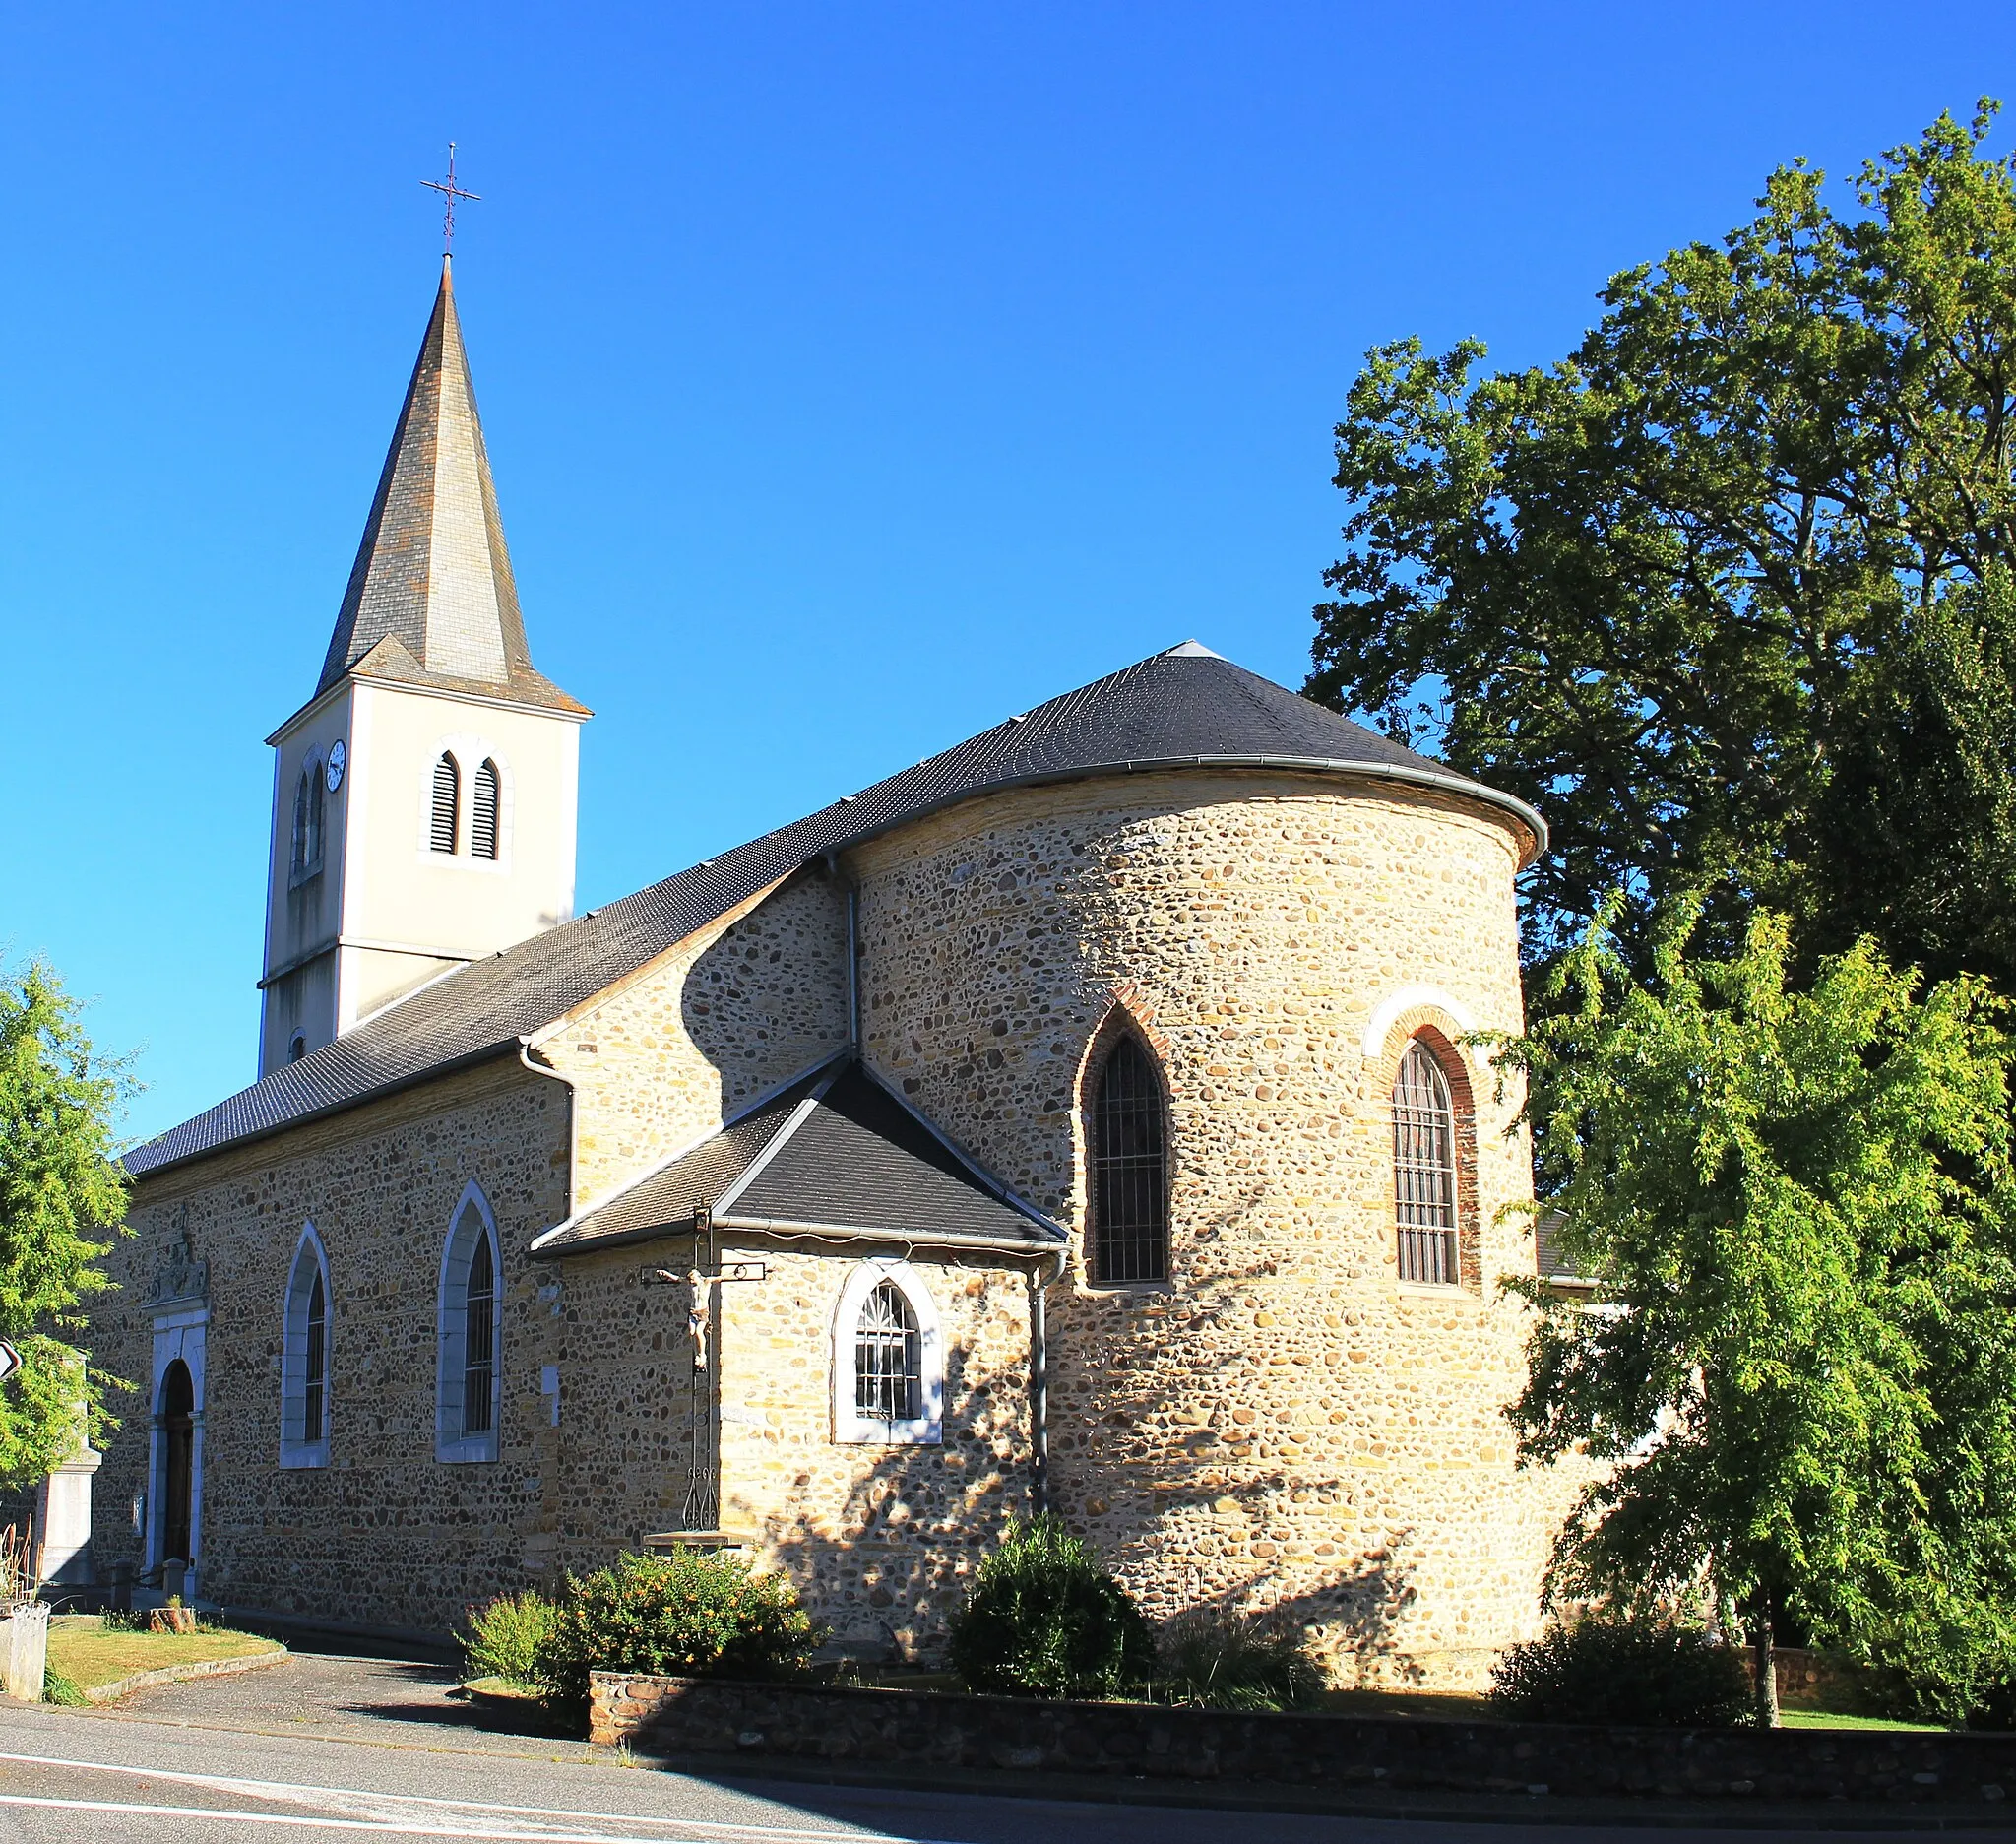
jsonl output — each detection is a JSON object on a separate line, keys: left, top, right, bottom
{"left": 848, "top": 770, "right": 1580, "bottom": 1685}
{"left": 591, "top": 1672, "right": 2016, "bottom": 1807}
{"left": 538, "top": 868, "right": 850, "bottom": 1209}
{"left": 712, "top": 1243, "right": 1037, "bottom": 1660}
{"left": 96, "top": 1058, "right": 571, "bottom": 1633}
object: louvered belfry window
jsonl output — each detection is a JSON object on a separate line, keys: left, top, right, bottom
{"left": 854, "top": 1280, "right": 920, "bottom": 1422}
{"left": 462, "top": 1233, "right": 495, "bottom": 1435}
{"left": 303, "top": 1267, "right": 327, "bottom": 1444}
{"left": 1091, "top": 1035, "right": 1168, "bottom": 1284}
{"left": 430, "top": 753, "right": 460, "bottom": 854}
{"left": 472, "top": 760, "right": 501, "bottom": 860}
{"left": 1393, "top": 1039, "right": 1459, "bottom": 1285}
{"left": 291, "top": 768, "right": 323, "bottom": 874}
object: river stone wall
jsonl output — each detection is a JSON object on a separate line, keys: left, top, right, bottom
{"left": 848, "top": 769, "right": 1582, "bottom": 1683}
{"left": 590, "top": 1672, "right": 2016, "bottom": 1807}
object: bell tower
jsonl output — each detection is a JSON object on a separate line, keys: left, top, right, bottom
{"left": 258, "top": 258, "right": 590, "bottom": 1075}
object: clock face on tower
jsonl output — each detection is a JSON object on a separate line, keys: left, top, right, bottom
{"left": 326, "top": 739, "right": 347, "bottom": 794}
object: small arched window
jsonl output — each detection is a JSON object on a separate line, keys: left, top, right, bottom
{"left": 429, "top": 753, "right": 460, "bottom": 855}
{"left": 1089, "top": 1034, "right": 1167, "bottom": 1284}
{"left": 854, "top": 1281, "right": 919, "bottom": 1423}
{"left": 437, "top": 1189, "right": 501, "bottom": 1461}
{"left": 1393, "top": 1039, "right": 1459, "bottom": 1286}
{"left": 291, "top": 765, "right": 324, "bottom": 878}
{"left": 472, "top": 759, "right": 501, "bottom": 860}
{"left": 462, "top": 1235, "right": 495, "bottom": 1436}
{"left": 833, "top": 1262, "right": 942, "bottom": 1444}
{"left": 281, "top": 1226, "right": 331, "bottom": 1466}
{"left": 287, "top": 1030, "right": 307, "bottom": 1064}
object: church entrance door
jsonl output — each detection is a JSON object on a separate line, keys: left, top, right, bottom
{"left": 160, "top": 1360, "right": 195, "bottom": 1564}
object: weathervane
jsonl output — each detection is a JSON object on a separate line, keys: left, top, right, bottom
{"left": 421, "top": 142, "right": 480, "bottom": 253}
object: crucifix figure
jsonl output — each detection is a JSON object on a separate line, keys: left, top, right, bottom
{"left": 421, "top": 142, "right": 480, "bottom": 253}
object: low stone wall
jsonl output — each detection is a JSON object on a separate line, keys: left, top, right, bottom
{"left": 590, "top": 1672, "right": 2016, "bottom": 1805}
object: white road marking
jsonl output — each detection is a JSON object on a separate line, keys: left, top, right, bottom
{"left": 0, "top": 1747, "right": 955, "bottom": 1844}
{"left": 0, "top": 1792, "right": 863, "bottom": 1841}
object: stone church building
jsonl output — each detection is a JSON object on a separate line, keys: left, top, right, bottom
{"left": 91, "top": 259, "right": 1570, "bottom": 1681}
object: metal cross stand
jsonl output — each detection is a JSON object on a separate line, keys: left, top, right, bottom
{"left": 421, "top": 142, "right": 480, "bottom": 253}
{"left": 641, "top": 1210, "right": 766, "bottom": 1538}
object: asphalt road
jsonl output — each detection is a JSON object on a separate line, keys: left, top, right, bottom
{"left": 0, "top": 1652, "right": 2003, "bottom": 1843}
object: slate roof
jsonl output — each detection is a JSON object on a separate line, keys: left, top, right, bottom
{"left": 532, "top": 1056, "right": 1062, "bottom": 1256}
{"left": 310, "top": 256, "right": 586, "bottom": 718}
{"left": 1535, "top": 1209, "right": 1595, "bottom": 1288}
{"left": 127, "top": 642, "right": 1545, "bottom": 1178}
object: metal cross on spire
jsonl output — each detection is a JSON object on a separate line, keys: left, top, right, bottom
{"left": 420, "top": 143, "right": 480, "bottom": 253}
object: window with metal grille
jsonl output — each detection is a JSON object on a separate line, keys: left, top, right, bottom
{"left": 472, "top": 759, "right": 501, "bottom": 859}
{"left": 853, "top": 1280, "right": 920, "bottom": 1422}
{"left": 430, "top": 753, "right": 459, "bottom": 854}
{"left": 303, "top": 1267, "right": 327, "bottom": 1444}
{"left": 1091, "top": 1035, "right": 1167, "bottom": 1284}
{"left": 1393, "top": 1039, "right": 1459, "bottom": 1285}
{"left": 463, "top": 1232, "right": 495, "bottom": 1435}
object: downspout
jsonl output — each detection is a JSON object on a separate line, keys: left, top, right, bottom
{"left": 1030, "top": 1249, "right": 1066, "bottom": 1515}
{"left": 518, "top": 1038, "right": 580, "bottom": 1220}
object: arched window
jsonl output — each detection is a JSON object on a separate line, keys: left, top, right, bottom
{"left": 281, "top": 1226, "right": 331, "bottom": 1466}
{"left": 159, "top": 1359, "right": 196, "bottom": 1564}
{"left": 472, "top": 759, "right": 501, "bottom": 860}
{"left": 436, "top": 1188, "right": 501, "bottom": 1461}
{"left": 290, "top": 765, "right": 324, "bottom": 878}
{"left": 854, "top": 1280, "right": 919, "bottom": 1422}
{"left": 462, "top": 1234, "right": 495, "bottom": 1435}
{"left": 1393, "top": 1038, "right": 1459, "bottom": 1285}
{"left": 287, "top": 1030, "right": 307, "bottom": 1064}
{"left": 429, "top": 753, "right": 460, "bottom": 855}
{"left": 833, "top": 1262, "right": 942, "bottom": 1444}
{"left": 1089, "top": 1034, "right": 1167, "bottom": 1284}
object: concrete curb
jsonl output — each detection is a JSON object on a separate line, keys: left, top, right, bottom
{"left": 83, "top": 1643, "right": 289, "bottom": 1706}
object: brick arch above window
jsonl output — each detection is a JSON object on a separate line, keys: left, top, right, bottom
{"left": 1370, "top": 1017, "right": 1482, "bottom": 1296}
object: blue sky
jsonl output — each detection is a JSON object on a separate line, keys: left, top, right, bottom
{"left": 4, "top": 2, "right": 2012, "bottom": 1143}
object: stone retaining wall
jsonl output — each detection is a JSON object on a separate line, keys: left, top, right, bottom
{"left": 589, "top": 1672, "right": 2016, "bottom": 1805}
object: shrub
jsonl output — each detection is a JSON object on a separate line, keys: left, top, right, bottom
{"left": 42, "top": 1668, "right": 88, "bottom": 1707}
{"left": 539, "top": 1550, "right": 818, "bottom": 1706}
{"left": 1489, "top": 1609, "right": 1751, "bottom": 1727}
{"left": 949, "top": 1515, "right": 1155, "bottom": 1700}
{"left": 461, "top": 1589, "right": 559, "bottom": 1688}
{"left": 1152, "top": 1609, "right": 1326, "bottom": 1711}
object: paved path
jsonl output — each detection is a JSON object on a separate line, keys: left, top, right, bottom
{"left": 0, "top": 1650, "right": 2003, "bottom": 1842}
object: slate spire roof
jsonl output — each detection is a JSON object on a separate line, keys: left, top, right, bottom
{"left": 128, "top": 643, "right": 1545, "bottom": 1177}
{"left": 313, "top": 257, "right": 585, "bottom": 715}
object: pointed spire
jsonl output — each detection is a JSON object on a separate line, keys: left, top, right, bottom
{"left": 315, "top": 257, "right": 584, "bottom": 713}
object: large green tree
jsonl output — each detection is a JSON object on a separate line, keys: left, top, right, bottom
{"left": 1503, "top": 903, "right": 2016, "bottom": 1723}
{"left": 0, "top": 961, "right": 130, "bottom": 1489}
{"left": 1309, "top": 105, "right": 2016, "bottom": 993}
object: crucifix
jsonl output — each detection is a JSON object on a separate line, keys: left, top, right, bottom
{"left": 420, "top": 142, "right": 480, "bottom": 253}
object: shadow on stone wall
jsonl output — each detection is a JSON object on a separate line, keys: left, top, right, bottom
{"left": 746, "top": 1353, "right": 1035, "bottom": 1667}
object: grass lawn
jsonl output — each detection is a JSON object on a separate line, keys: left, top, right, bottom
{"left": 1779, "top": 1708, "right": 1947, "bottom": 1732}
{"left": 46, "top": 1615, "right": 283, "bottom": 1696}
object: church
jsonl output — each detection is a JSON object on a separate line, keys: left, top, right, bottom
{"left": 91, "top": 258, "right": 1575, "bottom": 1682}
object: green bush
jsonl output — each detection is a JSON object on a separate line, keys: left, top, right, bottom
{"left": 1489, "top": 1609, "right": 1752, "bottom": 1727}
{"left": 41, "top": 1667, "right": 88, "bottom": 1707}
{"left": 1151, "top": 1609, "right": 1325, "bottom": 1711}
{"left": 461, "top": 1589, "right": 559, "bottom": 1688}
{"left": 949, "top": 1515, "right": 1155, "bottom": 1699}
{"left": 538, "top": 1550, "right": 818, "bottom": 1706}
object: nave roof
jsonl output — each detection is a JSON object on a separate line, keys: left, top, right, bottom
{"left": 127, "top": 644, "right": 1545, "bottom": 1177}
